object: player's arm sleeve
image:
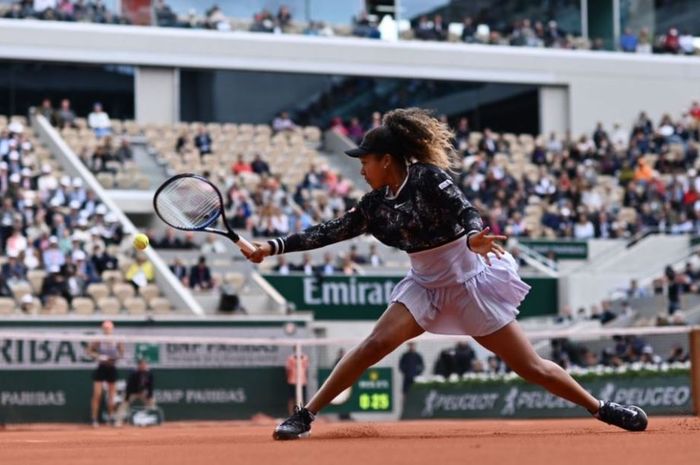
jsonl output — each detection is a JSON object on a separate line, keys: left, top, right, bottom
{"left": 427, "top": 167, "right": 483, "bottom": 237}
{"left": 267, "top": 203, "right": 368, "bottom": 255}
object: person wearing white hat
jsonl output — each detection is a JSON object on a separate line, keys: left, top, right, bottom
{"left": 20, "top": 294, "right": 35, "bottom": 314}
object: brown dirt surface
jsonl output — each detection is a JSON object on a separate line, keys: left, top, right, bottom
{"left": 1, "top": 417, "right": 699, "bottom": 465}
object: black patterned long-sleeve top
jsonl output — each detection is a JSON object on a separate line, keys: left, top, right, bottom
{"left": 267, "top": 163, "right": 483, "bottom": 255}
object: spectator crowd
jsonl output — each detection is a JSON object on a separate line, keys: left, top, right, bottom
{"left": 3, "top": 2, "right": 696, "bottom": 56}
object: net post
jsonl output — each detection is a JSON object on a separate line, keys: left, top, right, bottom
{"left": 295, "top": 342, "right": 303, "bottom": 407}
{"left": 691, "top": 328, "right": 700, "bottom": 417}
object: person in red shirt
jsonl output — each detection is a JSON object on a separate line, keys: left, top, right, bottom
{"left": 285, "top": 352, "right": 309, "bottom": 415}
{"left": 231, "top": 155, "right": 252, "bottom": 175}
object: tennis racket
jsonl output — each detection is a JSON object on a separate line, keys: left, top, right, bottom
{"left": 153, "top": 173, "right": 256, "bottom": 255}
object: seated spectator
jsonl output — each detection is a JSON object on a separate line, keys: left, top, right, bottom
{"left": 90, "top": 244, "right": 118, "bottom": 275}
{"left": 154, "top": 0, "right": 177, "bottom": 27}
{"left": 155, "top": 228, "right": 183, "bottom": 249}
{"left": 347, "top": 117, "right": 364, "bottom": 144}
{"left": 200, "top": 235, "right": 226, "bottom": 254}
{"left": 636, "top": 28, "right": 652, "bottom": 53}
{"left": 0, "top": 271, "right": 13, "bottom": 297}
{"left": 251, "top": 154, "right": 270, "bottom": 175}
{"left": 231, "top": 155, "right": 252, "bottom": 175}
{"left": 175, "top": 129, "right": 188, "bottom": 153}
{"left": 42, "top": 236, "right": 66, "bottom": 271}
{"left": 250, "top": 10, "right": 274, "bottom": 33}
{"left": 352, "top": 10, "right": 379, "bottom": 38}
{"left": 626, "top": 279, "right": 650, "bottom": 299}
{"left": 619, "top": 27, "right": 637, "bottom": 52}
{"left": 679, "top": 30, "right": 695, "bottom": 55}
{"left": 340, "top": 256, "right": 359, "bottom": 275}
{"left": 55, "top": 99, "right": 76, "bottom": 129}
{"left": 347, "top": 244, "right": 367, "bottom": 264}
{"left": 667, "top": 345, "right": 689, "bottom": 363}
{"left": 272, "top": 112, "right": 296, "bottom": 132}
{"left": 330, "top": 117, "right": 348, "bottom": 137}
{"left": 414, "top": 16, "right": 432, "bottom": 40}
{"left": 274, "top": 255, "right": 291, "bottom": 275}
{"left": 40, "top": 265, "right": 70, "bottom": 304}
{"left": 39, "top": 98, "right": 57, "bottom": 125}
{"left": 5, "top": 227, "right": 28, "bottom": 257}
{"left": 181, "top": 231, "right": 196, "bottom": 250}
{"left": 461, "top": 17, "right": 476, "bottom": 43}
{"left": 126, "top": 253, "right": 155, "bottom": 288}
{"left": 206, "top": 5, "right": 229, "bottom": 31}
{"left": 663, "top": 27, "right": 680, "bottom": 54}
{"left": 114, "top": 138, "right": 133, "bottom": 162}
{"left": 368, "top": 243, "right": 383, "bottom": 267}
{"left": 276, "top": 5, "right": 292, "bottom": 32}
{"left": 88, "top": 102, "right": 112, "bottom": 138}
{"left": 194, "top": 126, "right": 213, "bottom": 155}
{"left": 317, "top": 252, "right": 336, "bottom": 275}
{"left": 169, "top": 258, "right": 188, "bottom": 285}
{"left": 189, "top": 256, "right": 213, "bottom": 290}
{"left": 291, "top": 253, "right": 314, "bottom": 275}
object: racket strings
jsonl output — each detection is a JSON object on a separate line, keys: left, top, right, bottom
{"left": 156, "top": 177, "right": 222, "bottom": 229}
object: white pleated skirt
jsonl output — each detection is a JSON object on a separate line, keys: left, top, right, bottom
{"left": 390, "top": 236, "right": 531, "bottom": 337}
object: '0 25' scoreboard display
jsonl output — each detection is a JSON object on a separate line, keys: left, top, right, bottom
{"left": 317, "top": 367, "right": 393, "bottom": 414}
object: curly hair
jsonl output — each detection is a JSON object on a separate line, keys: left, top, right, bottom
{"left": 383, "top": 108, "right": 458, "bottom": 171}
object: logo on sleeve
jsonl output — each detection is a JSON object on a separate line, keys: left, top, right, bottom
{"left": 438, "top": 179, "right": 453, "bottom": 190}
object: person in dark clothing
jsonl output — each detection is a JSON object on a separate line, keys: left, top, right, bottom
{"left": 453, "top": 341, "right": 475, "bottom": 375}
{"left": 665, "top": 266, "right": 681, "bottom": 314}
{"left": 115, "top": 358, "right": 155, "bottom": 426}
{"left": 189, "top": 256, "right": 213, "bottom": 290}
{"left": 399, "top": 342, "right": 424, "bottom": 394}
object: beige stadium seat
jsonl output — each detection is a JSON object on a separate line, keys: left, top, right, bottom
{"left": 10, "top": 282, "right": 32, "bottom": 301}
{"left": 27, "top": 269, "right": 47, "bottom": 294}
{"left": 44, "top": 296, "right": 69, "bottom": 315}
{"left": 139, "top": 284, "right": 160, "bottom": 303}
{"left": 98, "top": 297, "right": 121, "bottom": 315}
{"left": 101, "top": 270, "right": 124, "bottom": 287}
{"left": 86, "top": 283, "right": 110, "bottom": 302}
{"left": 97, "top": 173, "right": 114, "bottom": 189}
{"left": 72, "top": 297, "right": 95, "bottom": 315}
{"left": 112, "top": 283, "right": 135, "bottom": 304}
{"left": 150, "top": 297, "right": 172, "bottom": 314}
{"left": 124, "top": 297, "right": 147, "bottom": 315}
{"left": 224, "top": 272, "right": 246, "bottom": 291}
{"left": 0, "top": 297, "right": 16, "bottom": 315}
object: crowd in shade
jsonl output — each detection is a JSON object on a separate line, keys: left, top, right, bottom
{"left": 3, "top": 2, "right": 696, "bottom": 55}
{"left": 331, "top": 102, "right": 700, "bottom": 240}
{"left": 0, "top": 117, "right": 131, "bottom": 312}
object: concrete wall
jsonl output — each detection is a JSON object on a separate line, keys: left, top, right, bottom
{"left": 1, "top": 19, "right": 699, "bottom": 135}
{"left": 135, "top": 67, "right": 179, "bottom": 124}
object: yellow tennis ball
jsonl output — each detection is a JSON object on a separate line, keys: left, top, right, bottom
{"left": 133, "top": 233, "right": 149, "bottom": 251}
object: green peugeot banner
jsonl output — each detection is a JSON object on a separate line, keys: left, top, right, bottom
{"left": 0, "top": 368, "right": 288, "bottom": 423}
{"left": 262, "top": 274, "right": 557, "bottom": 319}
{"left": 318, "top": 367, "right": 393, "bottom": 414}
{"left": 402, "top": 371, "right": 692, "bottom": 419}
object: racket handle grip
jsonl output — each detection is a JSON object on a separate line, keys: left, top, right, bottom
{"left": 235, "top": 236, "right": 256, "bottom": 255}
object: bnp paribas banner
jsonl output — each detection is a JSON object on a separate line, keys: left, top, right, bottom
{"left": 402, "top": 372, "right": 692, "bottom": 419}
{"left": 0, "top": 368, "right": 288, "bottom": 423}
{"left": 262, "top": 274, "right": 557, "bottom": 319}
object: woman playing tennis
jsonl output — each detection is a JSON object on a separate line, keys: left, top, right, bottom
{"left": 245, "top": 108, "right": 647, "bottom": 439}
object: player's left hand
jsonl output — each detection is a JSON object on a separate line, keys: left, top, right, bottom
{"left": 467, "top": 227, "right": 507, "bottom": 266}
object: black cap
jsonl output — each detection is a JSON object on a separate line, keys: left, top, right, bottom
{"left": 345, "top": 126, "right": 401, "bottom": 158}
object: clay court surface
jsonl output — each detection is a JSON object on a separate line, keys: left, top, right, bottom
{"left": 2, "top": 417, "right": 699, "bottom": 465}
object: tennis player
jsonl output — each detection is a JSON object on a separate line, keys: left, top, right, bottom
{"left": 245, "top": 108, "right": 648, "bottom": 439}
{"left": 87, "top": 320, "right": 124, "bottom": 427}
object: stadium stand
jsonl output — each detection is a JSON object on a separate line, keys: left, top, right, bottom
{"left": 0, "top": 1, "right": 696, "bottom": 55}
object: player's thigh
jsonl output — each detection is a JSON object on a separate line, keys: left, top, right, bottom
{"left": 365, "top": 302, "right": 424, "bottom": 351}
{"left": 473, "top": 320, "right": 541, "bottom": 370}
